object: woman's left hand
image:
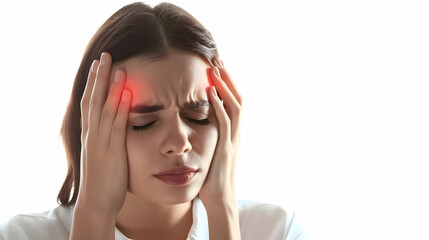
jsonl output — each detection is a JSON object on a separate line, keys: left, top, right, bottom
{"left": 199, "top": 58, "right": 243, "bottom": 209}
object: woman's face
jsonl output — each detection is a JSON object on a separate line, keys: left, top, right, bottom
{"left": 109, "top": 50, "right": 218, "bottom": 205}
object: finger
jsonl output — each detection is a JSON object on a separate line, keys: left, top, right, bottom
{"left": 99, "top": 69, "right": 126, "bottom": 147}
{"left": 209, "top": 85, "right": 231, "bottom": 148}
{"left": 110, "top": 89, "right": 132, "bottom": 149}
{"left": 211, "top": 67, "right": 240, "bottom": 109}
{"left": 211, "top": 67, "right": 241, "bottom": 141}
{"left": 209, "top": 85, "right": 237, "bottom": 186}
{"left": 80, "top": 60, "right": 99, "bottom": 136}
{"left": 88, "top": 52, "right": 112, "bottom": 135}
{"left": 215, "top": 60, "right": 243, "bottom": 105}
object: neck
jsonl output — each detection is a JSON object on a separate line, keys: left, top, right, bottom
{"left": 115, "top": 192, "right": 194, "bottom": 240}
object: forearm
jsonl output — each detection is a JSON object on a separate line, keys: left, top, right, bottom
{"left": 69, "top": 205, "right": 116, "bottom": 240}
{"left": 206, "top": 202, "right": 241, "bottom": 240}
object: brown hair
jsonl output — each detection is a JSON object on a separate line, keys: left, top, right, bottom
{"left": 57, "top": 2, "right": 220, "bottom": 206}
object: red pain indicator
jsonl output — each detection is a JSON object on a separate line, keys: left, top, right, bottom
{"left": 207, "top": 68, "right": 214, "bottom": 87}
{"left": 206, "top": 67, "right": 221, "bottom": 101}
{"left": 107, "top": 75, "right": 139, "bottom": 109}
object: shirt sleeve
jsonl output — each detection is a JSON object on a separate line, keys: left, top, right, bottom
{"left": 0, "top": 215, "right": 29, "bottom": 240}
{"left": 283, "top": 212, "right": 308, "bottom": 240}
{"left": 0, "top": 214, "right": 69, "bottom": 240}
{"left": 238, "top": 201, "right": 308, "bottom": 240}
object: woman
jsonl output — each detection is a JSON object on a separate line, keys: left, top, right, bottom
{"left": 0, "top": 2, "right": 307, "bottom": 240}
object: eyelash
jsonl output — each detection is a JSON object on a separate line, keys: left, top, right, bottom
{"left": 131, "top": 118, "right": 211, "bottom": 131}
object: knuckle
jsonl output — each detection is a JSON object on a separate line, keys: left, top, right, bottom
{"left": 220, "top": 143, "right": 233, "bottom": 156}
{"left": 222, "top": 115, "right": 231, "bottom": 126}
{"left": 111, "top": 121, "right": 124, "bottom": 136}
{"left": 89, "top": 97, "right": 99, "bottom": 109}
{"left": 232, "top": 103, "right": 241, "bottom": 113}
{"left": 237, "top": 94, "right": 243, "bottom": 105}
{"left": 236, "top": 111, "right": 242, "bottom": 122}
{"left": 86, "top": 131, "right": 97, "bottom": 144}
{"left": 101, "top": 105, "right": 114, "bottom": 122}
{"left": 227, "top": 143, "right": 233, "bottom": 152}
{"left": 80, "top": 95, "right": 85, "bottom": 104}
{"left": 80, "top": 96, "right": 88, "bottom": 107}
{"left": 80, "top": 132, "right": 87, "bottom": 144}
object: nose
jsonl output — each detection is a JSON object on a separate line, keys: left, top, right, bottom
{"left": 161, "top": 115, "right": 192, "bottom": 156}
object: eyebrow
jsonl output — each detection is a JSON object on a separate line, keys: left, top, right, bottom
{"left": 129, "top": 100, "right": 210, "bottom": 114}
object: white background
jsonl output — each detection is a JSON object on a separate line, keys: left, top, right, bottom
{"left": 0, "top": 0, "right": 428, "bottom": 239}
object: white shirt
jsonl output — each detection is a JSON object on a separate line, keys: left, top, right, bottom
{"left": 0, "top": 197, "right": 307, "bottom": 240}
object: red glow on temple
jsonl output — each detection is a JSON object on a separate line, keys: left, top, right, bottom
{"left": 206, "top": 68, "right": 214, "bottom": 97}
{"left": 207, "top": 68, "right": 214, "bottom": 87}
{"left": 123, "top": 78, "right": 140, "bottom": 106}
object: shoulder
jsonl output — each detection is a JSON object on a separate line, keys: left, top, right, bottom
{"left": 0, "top": 205, "right": 74, "bottom": 240}
{"left": 237, "top": 199, "right": 308, "bottom": 240}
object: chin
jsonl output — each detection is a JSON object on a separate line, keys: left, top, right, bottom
{"left": 128, "top": 175, "right": 204, "bottom": 205}
{"left": 159, "top": 189, "right": 200, "bottom": 205}
{"left": 129, "top": 185, "right": 200, "bottom": 206}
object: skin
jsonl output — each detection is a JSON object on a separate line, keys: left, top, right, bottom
{"left": 72, "top": 48, "right": 243, "bottom": 240}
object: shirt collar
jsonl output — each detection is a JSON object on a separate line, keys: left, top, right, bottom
{"left": 186, "top": 196, "right": 209, "bottom": 240}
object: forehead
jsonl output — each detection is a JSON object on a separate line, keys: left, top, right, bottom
{"left": 110, "top": 50, "right": 212, "bottom": 106}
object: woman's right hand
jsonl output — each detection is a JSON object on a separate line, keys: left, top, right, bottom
{"left": 76, "top": 52, "right": 132, "bottom": 219}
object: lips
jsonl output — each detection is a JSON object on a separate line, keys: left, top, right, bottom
{"left": 155, "top": 166, "right": 198, "bottom": 176}
{"left": 154, "top": 166, "right": 198, "bottom": 186}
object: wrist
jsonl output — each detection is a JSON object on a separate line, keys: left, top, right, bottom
{"left": 202, "top": 194, "right": 238, "bottom": 211}
{"left": 204, "top": 200, "right": 238, "bottom": 216}
{"left": 74, "top": 196, "right": 118, "bottom": 220}
{"left": 74, "top": 203, "right": 117, "bottom": 221}
{"left": 71, "top": 205, "right": 116, "bottom": 240}
{"left": 205, "top": 201, "right": 241, "bottom": 240}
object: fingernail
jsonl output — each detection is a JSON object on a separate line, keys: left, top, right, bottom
{"left": 100, "top": 52, "right": 107, "bottom": 65}
{"left": 122, "top": 89, "right": 130, "bottom": 102}
{"left": 115, "top": 70, "right": 122, "bottom": 82}
{"left": 220, "top": 60, "right": 224, "bottom": 67}
{"left": 214, "top": 67, "right": 220, "bottom": 79}
{"left": 90, "top": 60, "right": 98, "bottom": 73}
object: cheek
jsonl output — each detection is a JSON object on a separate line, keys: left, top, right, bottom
{"left": 125, "top": 132, "right": 155, "bottom": 174}
{"left": 207, "top": 127, "right": 219, "bottom": 152}
{"left": 194, "top": 126, "right": 218, "bottom": 166}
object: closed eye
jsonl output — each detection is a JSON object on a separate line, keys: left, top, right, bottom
{"left": 132, "top": 121, "right": 157, "bottom": 131}
{"left": 188, "top": 118, "right": 211, "bottom": 125}
{"left": 131, "top": 118, "right": 211, "bottom": 131}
